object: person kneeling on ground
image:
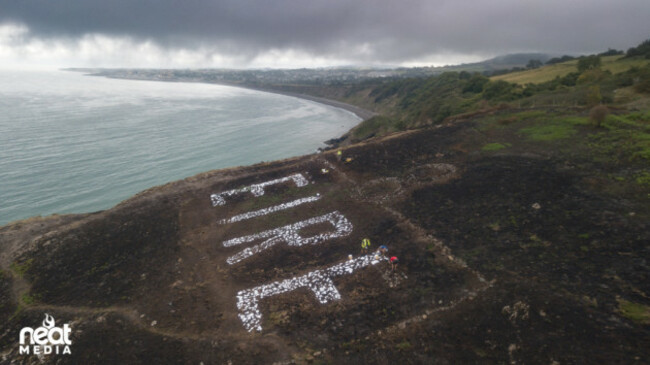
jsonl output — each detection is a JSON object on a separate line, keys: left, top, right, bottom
{"left": 379, "top": 245, "right": 388, "bottom": 255}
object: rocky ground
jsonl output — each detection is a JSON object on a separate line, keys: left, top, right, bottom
{"left": 1, "top": 112, "right": 649, "bottom": 364}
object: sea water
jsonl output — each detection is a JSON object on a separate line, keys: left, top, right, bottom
{"left": 0, "top": 70, "right": 360, "bottom": 225}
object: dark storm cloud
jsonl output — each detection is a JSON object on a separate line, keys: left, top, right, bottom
{"left": 2, "top": 0, "right": 649, "bottom": 64}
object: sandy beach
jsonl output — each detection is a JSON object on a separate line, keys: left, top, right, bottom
{"left": 240, "top": 87, "right": 377, "bottom": 121}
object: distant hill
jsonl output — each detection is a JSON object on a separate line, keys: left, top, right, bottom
{"left": 431, "top": 53, "right": 554, "bottom": 74}
{"left": 483, "top": 53, "right": 553, "bottom": 66}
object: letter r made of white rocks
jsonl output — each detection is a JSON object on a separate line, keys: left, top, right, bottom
{"left": 223, "top": 211, "right": 353, "bottom": 265}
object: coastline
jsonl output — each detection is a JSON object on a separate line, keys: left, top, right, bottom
{"left": 2, "top": 70, "right": 367, "bottom": 225}
{"left": 73, "top": 70, "right": 377, "bottom": 122}
{"left": 226, "top": 85, "right": 377, "bottom": 121}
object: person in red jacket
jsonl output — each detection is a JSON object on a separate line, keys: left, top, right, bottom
{"left": 390, "top": 256, "right": 399, "bottom": 272}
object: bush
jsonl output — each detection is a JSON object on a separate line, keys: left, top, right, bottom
{"left": 598, "top": 48, "right": 623, "bottom": 56}
{"left": 614, "top": 72, "right": 635, "bottom": 87}
{"left": 459, "top": 71, "right": 472, "bottom": 80}
{"left": 586, "top": 85, "right": 602, "bottom": 106}
{"left": 560, "top": 72, "right": 580, "bottom": 87}
{"left": 625, "top": 39, "right": 650, "bottom": 59}
{"left": 577, "top": 55, "right": 602, "bottom": 72}
{"left": 526, "top": 59, "right": 543, "bottom": 69}
{"left": 589, "top": 105, "right": 609, "bottom": 127}
{"left": 546, "top": 55, "right": 575, "bottom": 65}
{"left": 483, "top": 80, "right": 516, "bottom": 100}
{"left": 462, "top": 74, "right": 489, "bottom": 93}
{"left": 633, "top": 66, "right": 650, "bottom": 93}
{"left": 577, "top": 68, "right": 609, "bottom": 84}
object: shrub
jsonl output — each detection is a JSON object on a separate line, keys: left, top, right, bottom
{"left": 459, "top": 71, "right": 472, "bottom": 80}
{"left": 560, "top": 72, "right": 580, "bottom": 86}
{"left": 586, "top": 85, "right": 602, "bottom": 106}
{"left": 526, "top": 59, "right": 543, "bottom": 69}
{"left": 625, "top": 39, "right": 650, "bottom": 59}
{"left": 577, "top": 55, "right": 602, "bottom": 72}
{"left": 598, "top": 48, "right": 623, "bottom": 56}
{"left": 546, "top": 55, "right": 575, "bottom": 65}
{"left": 589, "top": 105, "right": 609, "bottom": 127}
{"left": 462, "top": 74, "right": 489, "bottom": 93}
{"left": 483, "top": 80, "right": 516, "bottom": 100}
{"left": 577, "top": 69, "right": 608, "bottom": 84}
{"left": 634, "top": 66, "right": 650, "bottom": 93}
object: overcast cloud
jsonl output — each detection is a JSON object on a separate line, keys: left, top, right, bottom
{"left": 1, "top": 0, "right": 649, "bottom": 69}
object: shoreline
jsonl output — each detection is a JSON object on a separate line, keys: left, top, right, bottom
{"left": 2, "top": 71, "right": 367, "bottom": 226}
{"left": 225, "top": 85, "right": 377, "bottom": 121}
{"left": 71, "top": 69, "right": 377, "bottom": 122}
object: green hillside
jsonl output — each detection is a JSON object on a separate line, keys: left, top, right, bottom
{"left": 492, "top": 55, "right": 650, "bottom": 84}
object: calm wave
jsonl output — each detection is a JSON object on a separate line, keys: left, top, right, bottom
{"left": 0, "top": 70, "right": 360, "bottom": 225}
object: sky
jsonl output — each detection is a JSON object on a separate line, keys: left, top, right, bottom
{"left": 1, "top": 0, "right": 649, "bottom": 70}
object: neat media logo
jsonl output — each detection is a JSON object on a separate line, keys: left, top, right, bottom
{"left": 19, "top": 313, "right": 72, "bottom": 355}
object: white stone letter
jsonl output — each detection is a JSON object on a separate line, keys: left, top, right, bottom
{"left": 210, "top": 173, "right": 309, "bottom": 206}
{"left": 223, "top": 211, "right": 353, "bottom": 265}
{"left": 235, "top": 254, "right": 386, "bottom": 332}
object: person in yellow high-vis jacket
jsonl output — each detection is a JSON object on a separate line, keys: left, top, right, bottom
{"left": 361, "top": 238, "right": 371, "bottom": 254}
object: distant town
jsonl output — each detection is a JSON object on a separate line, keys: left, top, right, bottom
{"left": 66, "top": 53, "right": 554, "bottom": 86}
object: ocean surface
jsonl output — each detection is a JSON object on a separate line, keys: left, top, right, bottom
{"left": 0, "top": 70, "right": 361, "bottom": 225}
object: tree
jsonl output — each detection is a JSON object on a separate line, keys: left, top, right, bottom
{"left": 546, "top": 55, "right": 575, "bottom": 65}
{"left": 625, "top": 39, "right": 650, "bottom": 59}
{"left": 462, "top": 73, "right": 489, "bottom": 93}
{"left": 598, "top": 48, "right": 623, "bottom": 56}
{"left": 526, "top": 59, "right": 543, "bottom": 69}
{"left": 459, "top": 70, "right": 472, "bottom": 80}
{"left": 560, "top": 72, "right": 580, "bottom": 86}
{"left": 577, "top": 55, "right": 601, "bottom": 72}
{"left": 482, "top": 80, "right": 516, "bottom": 100}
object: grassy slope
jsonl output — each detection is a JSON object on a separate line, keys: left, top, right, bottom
{"left": 328, "top": 46, "right": 650, "bottom": 207}
{"left": 492, "top": 55, "right": 650, "bottom": 84}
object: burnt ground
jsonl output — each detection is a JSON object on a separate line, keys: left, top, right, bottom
{"left": 0, "top": 118, "right": 649, "bottom": 364}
